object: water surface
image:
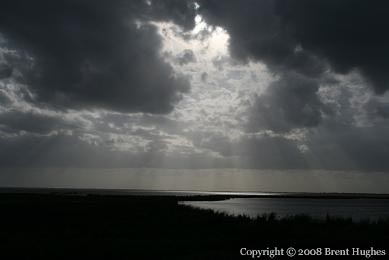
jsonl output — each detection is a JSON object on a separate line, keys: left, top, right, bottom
{"left": 180, "top": 198, "right": 389, "bottom": 221}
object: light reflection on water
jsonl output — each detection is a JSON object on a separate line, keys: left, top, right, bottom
{"left": 179, "top": 198, "right": 389, "bottom": 221}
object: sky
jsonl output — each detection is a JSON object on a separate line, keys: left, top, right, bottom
{"left": 1, "top": 1, "right": 389, "bottom": 191}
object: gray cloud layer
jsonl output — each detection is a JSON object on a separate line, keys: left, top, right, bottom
{"left": 0, "top": 0, "right": 196, "bottom": 113}
{"left": 198, "top": 0, "right": 389, "bottom": 93}
{"left": 1, "top": 0, "right": 389, "bottom": 172}
{"left": 248, "top": 73, "right": 331, "bottom": 132}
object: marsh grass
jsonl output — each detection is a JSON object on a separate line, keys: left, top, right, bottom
{"left": 0, "top": 194, "right": 388, "bottom": 259}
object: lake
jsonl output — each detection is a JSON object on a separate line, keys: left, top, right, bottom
{"left": 179, "top": 198, "right": 389, "bottom": 221}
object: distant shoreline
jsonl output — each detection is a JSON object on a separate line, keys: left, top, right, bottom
{"left": 1, "top": 186, "right": 389, "bottom": 200}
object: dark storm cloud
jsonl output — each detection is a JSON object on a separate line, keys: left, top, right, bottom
{"left": 0, "top": 90, "right": 12, "bottom": 106}
{"left": 0, "top": 132, "right": 224, "bottom": 168}
{"left": 0, "top": 134, "right": 115, "bottom": 167}
{"left": 303, "top": 123, "right": 389, "bottom": 171}
{"left": 143, "top": 0, "right": 197, "bottom": 30}
{"left": 364, "top": 98, "right": 389, "bottom": 120}
{"left": 243, "top": 123, "right": 389, "bottom": 171}
{"left": 198, "top": 0, "right": 389, "bottom": 93}
{"left": 0, "top": 0, "right": 196, "bottom": 113}
{"left": 248, "top": 73, "right": 332, "bottom": 132}
{"left": 0, "top": 110, "right": 79, "bottom": 134}
{"left": 0, "top": 63, "right": 12, "bottom": 79}
{"left": 240, "top": 135, "right": 308, "bottom": 169}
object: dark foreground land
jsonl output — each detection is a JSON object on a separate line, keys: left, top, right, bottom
{"left": 0, "top": 192, "right": 388, "bottom": 259}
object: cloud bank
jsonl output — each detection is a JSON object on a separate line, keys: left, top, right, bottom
{"left": 0, "top": 0, "right": 389, "bottom": 172}
{"left": 0, "top": 0, "right": 196, "bottom": 113}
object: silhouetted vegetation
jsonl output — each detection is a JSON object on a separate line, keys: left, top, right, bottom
{"left": 0, "top": 193, "right": 388, "bottom": 259}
